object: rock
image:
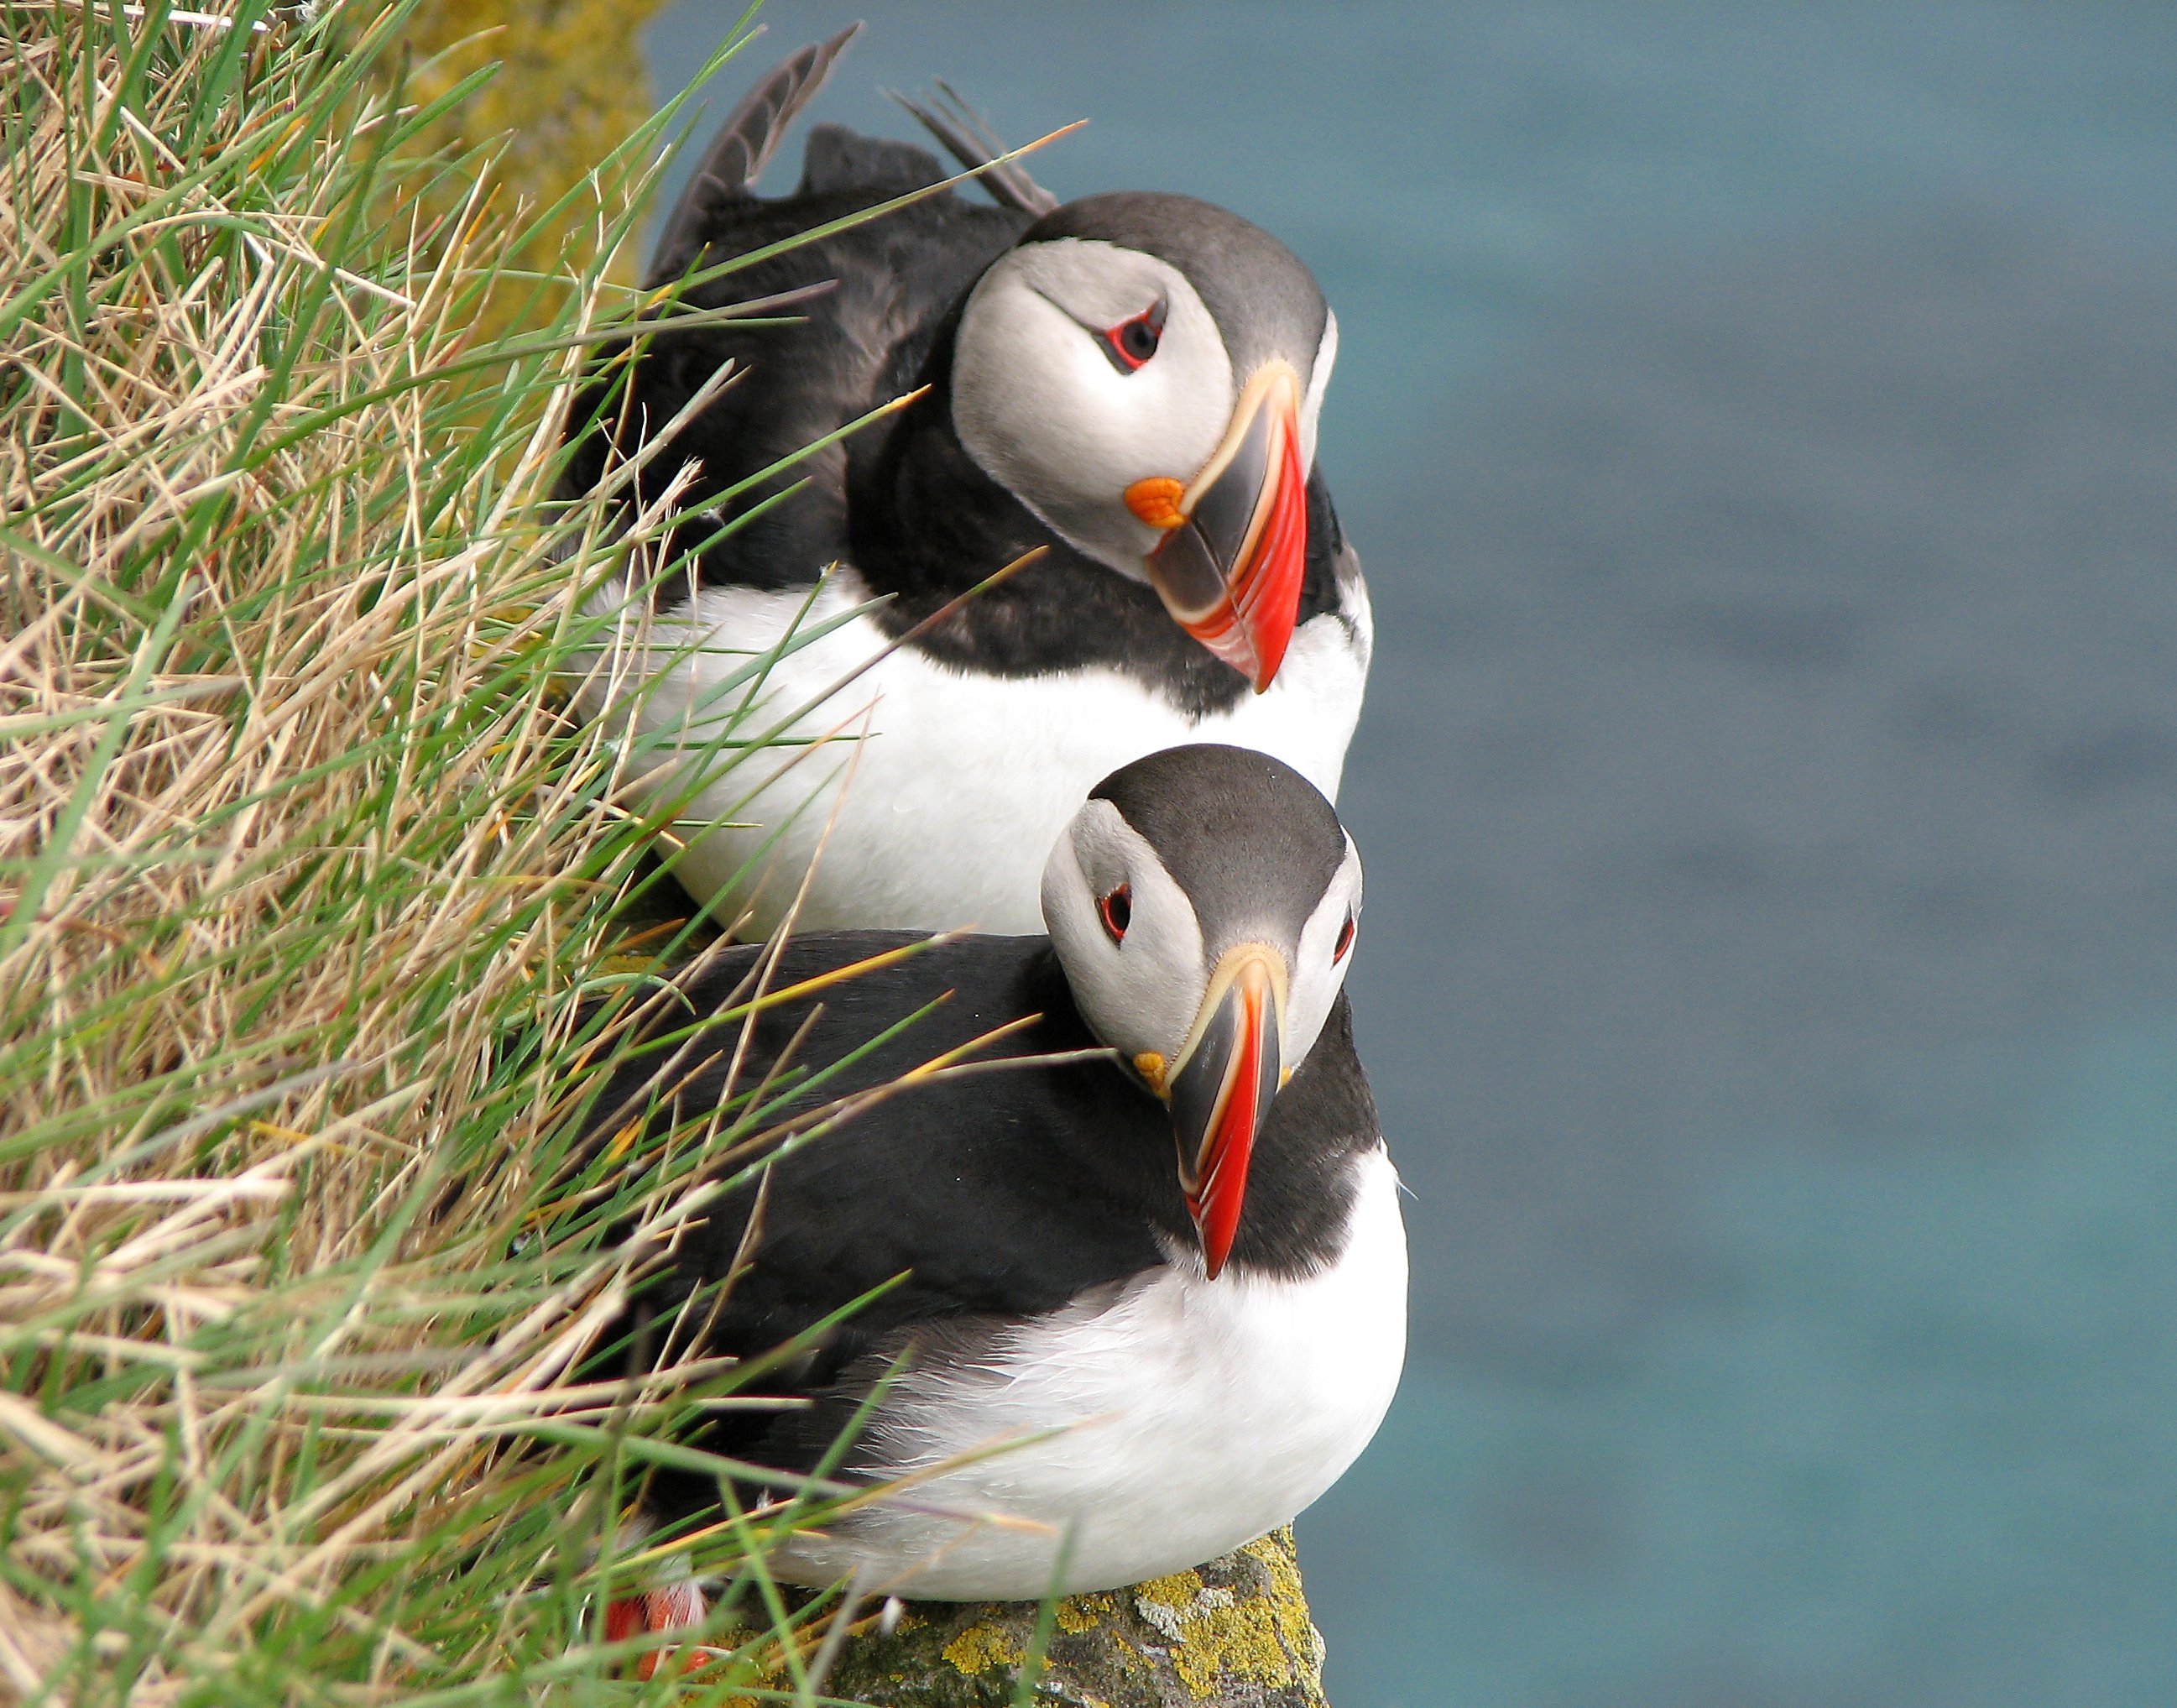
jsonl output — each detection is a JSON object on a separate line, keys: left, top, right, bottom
{"left": 810, "top": 1528, "right": 1332, "bottom": 1708}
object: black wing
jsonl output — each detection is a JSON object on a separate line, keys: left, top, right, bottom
{"left": 648, "top": 24, "right": 864, "bottom": 285}
{"left": 561, "top": 37, "right": 1036, "bottom": 598}
{"left": 583, "top": 934, "right": 1174, "bottom": 1487}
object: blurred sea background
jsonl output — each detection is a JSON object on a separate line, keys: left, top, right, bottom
{"left": 641, "top": 6, "right": 2177, "bottom": 1704}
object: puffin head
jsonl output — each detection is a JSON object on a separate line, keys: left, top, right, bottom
{"left": 1041, "top": 744, "right": 1363, "bottom": 1277}
{"left": 951, "top": 194, "right": 1337, "bottom": 692}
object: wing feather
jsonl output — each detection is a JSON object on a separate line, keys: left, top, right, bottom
{"left": 889, "top": 80, "right": 1060, "bottom": 218}
{"left": 649, "top": 23, "right": 864, "bottom": 282}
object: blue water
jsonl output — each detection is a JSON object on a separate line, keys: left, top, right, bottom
{"left": 641, "top": 6, "right": 2177, "bottom": 1701}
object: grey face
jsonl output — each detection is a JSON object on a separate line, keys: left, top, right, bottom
{"left": 1041, "top": 743, "right": 1364, "bottom": 1276}
{"left": 1042, "top": 743, "right": 1363, "bottom": 1081}
{"left": 948, "top": 196, "right": 1342, "bottom": 692}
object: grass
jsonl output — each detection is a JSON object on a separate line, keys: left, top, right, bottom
{"left": 0, "top": 1, "right": 959, "bottom": 1698}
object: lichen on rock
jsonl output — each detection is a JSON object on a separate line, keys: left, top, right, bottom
{"left": 812, "top": 1528, "right": 1332, "bottom": 1708}
{"left": 363, "top": 0, "right": 682, "bottom": 316}
{"left": 401, "top": 0, "right": 672, "bottom": 230}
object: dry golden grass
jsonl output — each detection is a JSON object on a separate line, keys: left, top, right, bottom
{"left": 0, "top": 2, "right": 1090, "bottom": 1695}
{"left": 0, "top": 3, "right": 860, "bottom": 1698}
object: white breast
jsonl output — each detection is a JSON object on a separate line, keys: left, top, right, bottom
{"left": 579, "top": 571, "right": 1370, "bottom": 936}
{"left": 770, "top": 1147, "right": 1408, "bottom": 1601}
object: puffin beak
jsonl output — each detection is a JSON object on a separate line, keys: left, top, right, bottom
{"left": 1163, "top": 945, "right": 1287, "bottom": 1278}
{"left": 1127, "top": 363, "right": 1308, "bottom": 692}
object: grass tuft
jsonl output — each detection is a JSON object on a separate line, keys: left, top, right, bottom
{"left": 0, "top": 2, "right": 888, "bottom": 1698}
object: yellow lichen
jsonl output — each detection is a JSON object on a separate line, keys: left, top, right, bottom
{"left": 941, "top": 1621, "right": 1021, "bottom": 1675}
{"left": 401, "top": 0, "right": 672, "bottom": 210}
{"left": 368, "top": 0, "right": 680, "bottom": 336}
{"left": 1168, "top": 1598, "right": 1289, "bottom": 1700}
{"left": 1244, "top": 1527, "right": 1328, "bottom": 1682}
{"left": 1130, "top": 1567, "right": 1205, "bottom": 1611}
{"left": 1055, "top": 1590, "right": 1120, "bottom": 1633}
{"left": 1120, "top": 1532, "right": 1322, "bottom": 1701}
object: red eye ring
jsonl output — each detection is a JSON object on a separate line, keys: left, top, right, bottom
{"left": 1099, "top": 298, "right": 1167, "bottom": 373}
{"left": 1334, "top": 911, "right": 1356, "bottom": 963}
{"left": 1099, "top": 885, "right": 1133, "bottom": 943}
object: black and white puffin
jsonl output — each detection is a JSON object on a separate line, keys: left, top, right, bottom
{"left": 566, "top": 29, "right": 1371, "bottom": 938}
{"left": 588, "top": 744, "right": 1405, "bottom": 1636}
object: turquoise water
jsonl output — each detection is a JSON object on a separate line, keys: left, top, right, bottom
{"left": 642, "top": 6, "right": 2177, "bottom": 1700}
{"left": 1324, "top": 1029, "right": 2177, "bottom": 1705}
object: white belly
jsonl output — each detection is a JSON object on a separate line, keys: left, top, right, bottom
{"left": 770, "top": 1147, "right": 1407, "bottom": 1600}
{"left": 580, "top": 572, "right": 1370, "bottom": 936}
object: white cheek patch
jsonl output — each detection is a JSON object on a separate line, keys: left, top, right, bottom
{"left": 1042, "top": 800, "right": 1206, "bottom": 1063}
{"left": 1285, "top": 833, "right": 1363, "bottom": 1068}
{"left": 953, "top": 241, "right": 1235, "bottom": 575}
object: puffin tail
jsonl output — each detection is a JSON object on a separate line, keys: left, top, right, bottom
{"left": 889, "top": 79, "right": 1060, "bottom": 218}
{"left": 649, "top": 23, "right": 864, "bottom": 283}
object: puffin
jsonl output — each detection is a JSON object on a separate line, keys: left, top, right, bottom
{"left": 564, "top": 29, "right": 1372, "bottom": 938}
{"left": 585, "top": 744, "right": 1406, "bottom": 1644}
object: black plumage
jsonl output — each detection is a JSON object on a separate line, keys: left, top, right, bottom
{"left": 585, "top": 931, "right": 1378, "bottom": 1504}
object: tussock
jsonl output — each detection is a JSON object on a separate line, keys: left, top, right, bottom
{"left": 0, "top": 2, "right": 877, "bottom": 1698}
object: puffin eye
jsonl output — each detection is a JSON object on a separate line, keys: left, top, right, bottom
{"left": 1098, "top": 298, "right": 1167, "bottom": 373}
{"left": 1333, "top": 911, "right": 1355, "bottom": 963}
{"left": 1099, "top": 884, "right": 1133, "bottom": 943}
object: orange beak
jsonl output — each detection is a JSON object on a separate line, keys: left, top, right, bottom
{"left": 1126, "top": 364, "right": 1309, "bottom": 692}
{"left": 1163, "top": 948, "right": 1287, "bottom": 1277}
